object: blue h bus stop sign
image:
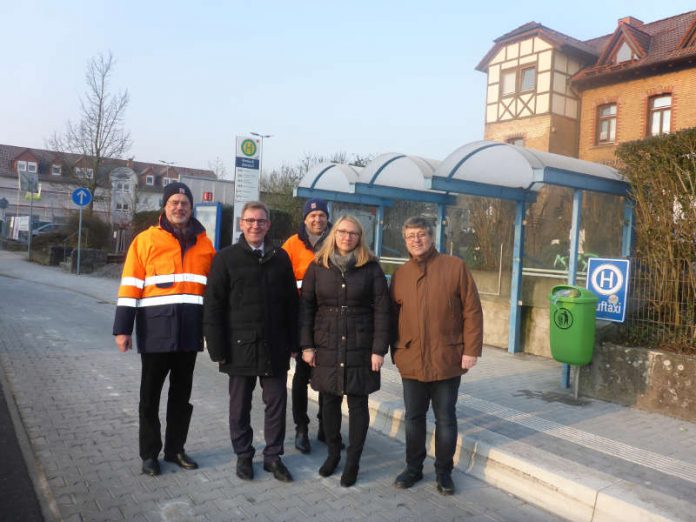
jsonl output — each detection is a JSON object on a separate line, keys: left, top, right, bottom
{"left": 586, "top": 258, "right": 630, "bottom": 322}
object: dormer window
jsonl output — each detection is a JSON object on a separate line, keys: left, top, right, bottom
{"left": 146, "top": 175, "right": 154, "bottom": 186}
{"left": 16, "top": 161, "right": 27, "bottom": 172}
{"left": 163, "top": 177, "right": 173, "bottom": 187}
{"left": 27, "top": 162, "right": 37, "bottom": 173}
{"left": 615, "top": 41, "right": 636, "bottom": 63}
{"left": 52, "top": 164, "right": 62, "bottom": 176}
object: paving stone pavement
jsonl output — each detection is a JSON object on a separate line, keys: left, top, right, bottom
{"left": 0, "top": 251, "right": 558, "bottom": 522}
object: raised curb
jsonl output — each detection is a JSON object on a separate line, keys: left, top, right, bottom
{"left": 290, "top": 371, "right": 693, "bottom": 522}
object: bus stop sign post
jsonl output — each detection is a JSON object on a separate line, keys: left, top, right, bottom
{"left": 71, "top": 188, "right": 92, "bottom": 275}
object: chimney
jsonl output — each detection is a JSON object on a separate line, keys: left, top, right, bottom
{"left": 618, "top": 16, "right": 643, "bottom": 27}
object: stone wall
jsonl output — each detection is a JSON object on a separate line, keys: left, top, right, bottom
{"left": 579, "top": 342, "right": 696, "bottom": 422}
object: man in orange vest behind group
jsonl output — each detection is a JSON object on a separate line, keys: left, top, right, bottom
{"left": 113, "top": 182, "right": 215, "bottom": 477}
{"left": 282, "top": 198, "right": 336, "bottom": 454}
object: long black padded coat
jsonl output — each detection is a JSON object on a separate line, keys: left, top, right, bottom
{"left": 299, "top": 259, "right": 390, "bottom": 396}
{"left": 203, "top": 237, "right": 298, "bottom": 377}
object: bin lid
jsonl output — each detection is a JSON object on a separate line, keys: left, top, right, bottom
{"left": 549, "top": 284, "right": 598, "bottom": 304}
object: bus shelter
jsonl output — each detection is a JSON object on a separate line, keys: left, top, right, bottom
{"left": 295, "top": 141, "right": 632, "bottom": 356}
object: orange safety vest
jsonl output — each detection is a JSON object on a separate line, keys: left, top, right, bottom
{"left": 282, "top": 233, "right": 317, "bottom": 289}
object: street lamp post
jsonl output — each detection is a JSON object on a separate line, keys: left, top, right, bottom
{"left": 159, "top": 160, "right": 177, "bottom": 185}
{"left": 250, "top": 132, "right": 272, "bottom": 176}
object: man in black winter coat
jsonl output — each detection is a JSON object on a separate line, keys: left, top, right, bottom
{"left": 203, "top": 201, "right": 298, "bottom": 483}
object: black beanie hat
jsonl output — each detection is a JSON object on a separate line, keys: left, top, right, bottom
{"left": 162, "top": 182, "right": 194, "bottom": 207}
{"left": 303, "top": 198, "right": 329, "bottom": 220}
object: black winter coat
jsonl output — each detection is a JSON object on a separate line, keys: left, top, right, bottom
{"left": 203, "top": 237, "right": 298, "bottom": 377}
{"left": 299, "top": 259, "right": 390, "bottom": 396}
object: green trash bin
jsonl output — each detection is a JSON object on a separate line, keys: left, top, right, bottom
{"left": 548, "top": 285, "right": 598, "bottom": 365}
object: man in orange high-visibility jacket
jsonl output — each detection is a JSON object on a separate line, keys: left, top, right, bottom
{"left": 282, "top": 198, "right": 333, "bottom": 454}
{"left": 113, "top": 182, "right": 215, "bottom": 477}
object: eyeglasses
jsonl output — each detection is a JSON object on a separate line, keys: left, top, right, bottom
{"left": 336, "top": 229, "right": 360, "bottom": 239}
{"left": 404, "top": 232, "right": 429, "bottom": 243}
{"left": 241, "top": 218, "right": 268, "bottom": 226}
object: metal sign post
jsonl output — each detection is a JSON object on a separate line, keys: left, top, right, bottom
{"left": 19, "top": 172, "right": 38, "bottom": 258}
{"left": 71, "top": 188, "right": 92, "bottom": 275}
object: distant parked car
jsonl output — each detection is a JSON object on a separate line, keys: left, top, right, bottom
{"left": 32, "top": 223, "right": 63, "bottom": 236}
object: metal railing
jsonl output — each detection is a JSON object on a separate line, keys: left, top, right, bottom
{"left": 623, "top": 257, "right": 696, "bottom": 351}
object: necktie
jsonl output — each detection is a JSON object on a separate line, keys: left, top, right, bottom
{"left": 254, "top": 249, "right": 263, "bottom": 258}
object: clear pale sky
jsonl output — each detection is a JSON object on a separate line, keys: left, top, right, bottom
{"left": 1, "top": 1, "right": 694, "bottom": 176}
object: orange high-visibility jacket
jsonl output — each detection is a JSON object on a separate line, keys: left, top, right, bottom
{"left": 282, "top": 233, "right": 316, "bottom": 289}
{"left": 281, "top": 224, "right": 331, "bottom": 289}
{"left": 113, "top": 220, "right": 215, "bottom": 353}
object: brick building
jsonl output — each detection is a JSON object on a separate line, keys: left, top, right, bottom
{"left": 477, "top": 10, "right": 696, "bottom": 161}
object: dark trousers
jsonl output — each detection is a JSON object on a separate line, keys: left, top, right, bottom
{"left": 291, "top": 357, "right": 322, "bottom": 429}
{"left": 228, "top": 373, "right": 287, "bottom": 464}
{"left": 322, "top": 393, "right": 368, "bottom": 465}
{"left": 402, "top": 376, "right": 461, "bottom": 474}
{"left": 139, "top": 352, "right": 197, "bottom": 460}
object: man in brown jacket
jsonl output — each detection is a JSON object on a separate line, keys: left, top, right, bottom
{"left": 390, "top": 216, "right": 483, "bottom": 496}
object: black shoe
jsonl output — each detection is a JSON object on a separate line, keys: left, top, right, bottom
{"left": 394, "top": 468, "right": 423, "bottom": 489}
{"left": 142, "top": 458, "right": 161, "bottom": 477}
{"left": 340, "top": 464, "right": 359, "bottom": 487}
{"left": 436, "top": 473, "right": 455, "bottom": 495}
{"left": 318, "top": 454, "right": 341, "bottom": 477}
{"left": 263, "top": 459, "right": 293, "bottom": 482}
{"left": 295, "top": 427, "right": 311, "bottom": 454}
{"left": 236, "top": 456, "right": 254, "bottom": 481}
{"left": 164, "top": 452, "right": 199, "bottom": 470}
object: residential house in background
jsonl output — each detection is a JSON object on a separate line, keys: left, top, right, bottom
{"left": 0, "top": 143, "right": 234, "bottom": 244}
{"left": 477, "top": 10, "right": 696, "bottom": 160}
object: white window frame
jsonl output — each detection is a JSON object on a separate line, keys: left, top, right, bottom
{"left": 52, "top": 164, "right": 62, "bottom": 176}
{"left": 146, "top": 175, "right": 154, "bottom": 186}
{"left": 27, "top": 162, "right": 38, "bottom": 174}
{"left": 16, "top": 160, "right": 27, "bottom": 172}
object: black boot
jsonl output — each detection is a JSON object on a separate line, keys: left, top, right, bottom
{"left": 295, "top": 426, "right": 311, "bottom": 454}
{"left": 319, "top": 448, "right": 341, "bottom": 477}
{"left": 340, "top": 462, "right": 359, "bottom": 487}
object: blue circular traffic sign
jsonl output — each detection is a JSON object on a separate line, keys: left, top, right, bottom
{"left": 71, "top": 188, "right": 93, "bottom": 207}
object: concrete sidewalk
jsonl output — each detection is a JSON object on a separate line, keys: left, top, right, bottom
{"left": 1, "top": 249, "right": 695, "bottom": 521}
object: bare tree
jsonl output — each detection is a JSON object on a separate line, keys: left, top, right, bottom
{"left": 207, "top": 157, "right": 229, "bottom": 180}
{"left": 50, "top": 51, "right": 131, "bottom": 211}
{"left": 260, "top": 151, "right": 375, "bottom": 194}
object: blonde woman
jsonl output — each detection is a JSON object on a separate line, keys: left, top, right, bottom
{"left": 300, "top": 215, "right": 390, "bottom": 487}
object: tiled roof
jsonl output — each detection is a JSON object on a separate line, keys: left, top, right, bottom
{"left": 0, "top": 143, "right": 216, "bottom": 186}
{"left": 478, "top": 10, "right": 696, "bottom": 85}
{"left": 476, "top": 22, "right": 599, "bottom": 71}
{"left": 573, "top": 10, "right": 696, "bottom": 86}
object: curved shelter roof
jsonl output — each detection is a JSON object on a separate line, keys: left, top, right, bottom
{"left": 427, "top": 141, "right": 628, "bottom": 201}
{"left": 295, "top": 162, "right": 390, "bottom": 206}
{"left": 298, "top": 162, "right": 361, "bottom": 193}
{"left": 358, "top": 153, "right": 440, "bottom": 190}
{"left": 354, "top": 153, "right": 453, "bottom": 204}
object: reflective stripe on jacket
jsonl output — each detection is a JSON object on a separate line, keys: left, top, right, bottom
{"left": 113, "top": 223, "right": 215, "bottom": 353}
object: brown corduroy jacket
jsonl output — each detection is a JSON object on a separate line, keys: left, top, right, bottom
{"left": 390, "top": 248, "right": 483, "bottom": 382}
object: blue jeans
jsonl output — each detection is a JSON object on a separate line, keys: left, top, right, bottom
{"left": 402, "top": 376, "right": 461, "bottom": 474}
